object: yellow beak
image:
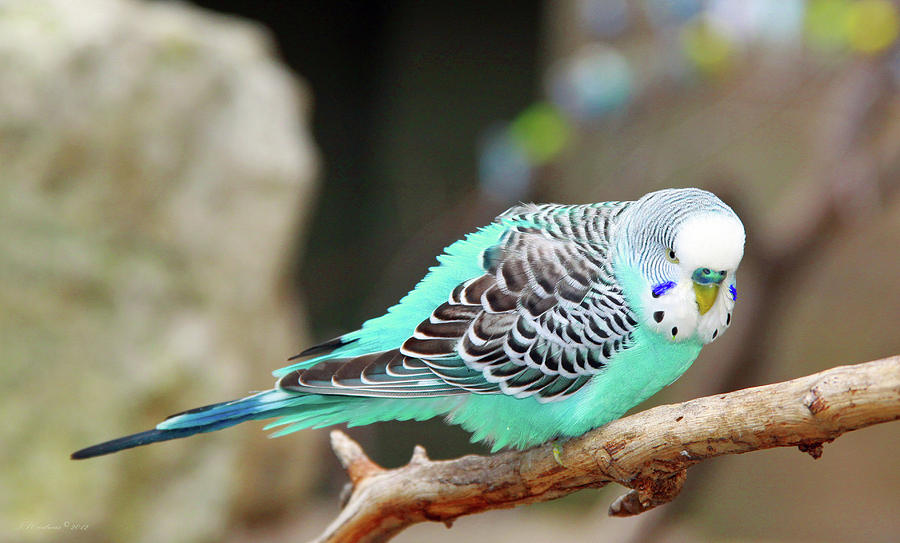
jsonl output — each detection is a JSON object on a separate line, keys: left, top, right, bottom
{"left": 693, "top": 283, "right": 720, "bottom": 315}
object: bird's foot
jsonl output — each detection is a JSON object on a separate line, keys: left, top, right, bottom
{"left": 551, "top": 439, "right": 569, "bottom": 468}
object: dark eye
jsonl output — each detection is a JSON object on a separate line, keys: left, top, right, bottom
{"left": 665, "top": 249, "right": 679, "bottom": 264}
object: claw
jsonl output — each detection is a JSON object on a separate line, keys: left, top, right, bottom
{"left": 551, "top": 440, "right": 567, "bottom": 468}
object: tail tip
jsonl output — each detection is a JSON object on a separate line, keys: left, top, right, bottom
{"left": 70, "top": 448, "right": 97, "bottom": 460}
{"left": 70, "top": 428, "right": 174, "bottom": 460}
{"left": 71, "top": 443, "right": 114, "bottom": 460}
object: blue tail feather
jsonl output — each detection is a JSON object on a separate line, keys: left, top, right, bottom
{"left": 71, "top": 426, "right": 223, "bottom": 459}
{"left": 71, "top": 390, "right": 308, "bottom": 460}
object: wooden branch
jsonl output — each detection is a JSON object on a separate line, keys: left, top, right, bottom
{"left": 310, "top": 355, "right": 900, "bottom": 543}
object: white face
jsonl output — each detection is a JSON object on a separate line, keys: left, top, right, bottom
{"left": 643, "top": 212, "right": 745, "bottom": 344}
{"left": 672, "top": 214, "right": 745, "bottom": 277}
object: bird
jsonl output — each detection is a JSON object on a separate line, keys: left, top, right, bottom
{"left": 72, "top": 187, "right": 745, "bottom": 459}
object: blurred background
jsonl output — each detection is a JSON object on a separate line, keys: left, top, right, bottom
{"left": 2, "top": 0, "right": 898, "bottom": 542}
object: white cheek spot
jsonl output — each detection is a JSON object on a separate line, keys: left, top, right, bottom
{"left": 642, "top": 279, "right": 698, "bottom": 342}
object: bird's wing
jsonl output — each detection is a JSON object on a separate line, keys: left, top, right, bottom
{"left": 278, "top": 202, "right": 638, "bottom": 403}
{"left": 402, "top": 202, "right": 638, "bottom": 402}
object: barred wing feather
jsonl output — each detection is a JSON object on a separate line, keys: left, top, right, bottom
{"left": 279, "top": 203, "right": 637, "bottom": 403}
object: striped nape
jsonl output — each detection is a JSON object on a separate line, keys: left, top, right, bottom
{"left": 497, "top": 201, "right": 627, "bottom": 247}
{"left": 618, "top": 188, "right": 739, "bottom": 284}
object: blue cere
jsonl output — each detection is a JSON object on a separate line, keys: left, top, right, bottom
{"left": 692, "top": 267, "right": 726, "bottom": 285}
{"left": 729, "top": 284, "right": 737, "bottom": 301}
{"left": 652, "top": 281, "right": 676, "bottom": 297}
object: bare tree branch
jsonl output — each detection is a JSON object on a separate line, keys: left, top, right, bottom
{"left": 308, "top": 355, "right": 900, "bottom": 543}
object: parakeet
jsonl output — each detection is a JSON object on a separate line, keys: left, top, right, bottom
{"left": 72, "top": 188, "right": 745, "bottom": 459}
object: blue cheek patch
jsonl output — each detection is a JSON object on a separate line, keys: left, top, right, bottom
{"left": 729, "top": 284, "right": 737, "bottom": 301}
{"left": 651, "top": 281, "right": 676, "bottom": 298}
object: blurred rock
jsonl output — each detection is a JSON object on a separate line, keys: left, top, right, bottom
{"left": 0, "top": 0, "right": 317, "bottom": 541}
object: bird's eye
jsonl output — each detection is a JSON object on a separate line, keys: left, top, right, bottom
{"left": 665, "top": 249, "right": 679, "bottom": 264}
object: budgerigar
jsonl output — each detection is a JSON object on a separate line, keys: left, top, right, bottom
{"left": 72, "top": 188, "right": 745, "bottom": 459}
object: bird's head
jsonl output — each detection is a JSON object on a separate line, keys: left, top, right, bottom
{"left": 618, "top": 188, "right": 745, "bottom": 344}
